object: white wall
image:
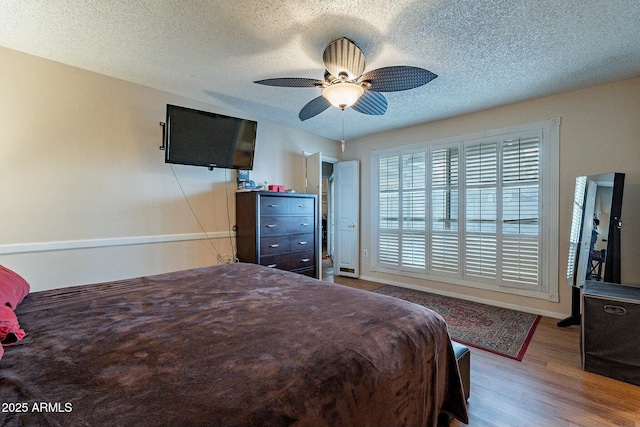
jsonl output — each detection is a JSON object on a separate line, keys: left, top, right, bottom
{"left": 0, "top": 46, "right": 339, "bottom": 291}
{"left": 345, "top": 77, "right": 640, "bottom": 318}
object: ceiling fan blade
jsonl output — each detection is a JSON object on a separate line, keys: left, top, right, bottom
{"left": 254, "top": 78, "right": 324, "bottom": 88}
{"left": 351, "top": 90, "right": 388, "bottom": 115}
{"left": 323, "top": 37, "right": 366, "bottom": 81}
{"left": 299, "top": 96, "right": 331, "bottom": 121}
{"left": 359, "top": 66, "right": 437, "bottom": 92}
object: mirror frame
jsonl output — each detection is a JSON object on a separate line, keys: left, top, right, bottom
{"left": 567, "top": 172, "right": 624, "bottom": 287}
{"left": 560, "top": 172, "right": 624, "bottom": 327}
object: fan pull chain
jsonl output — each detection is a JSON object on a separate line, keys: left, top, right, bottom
{"left": 341, "top": 110, "right": 346, "bottom": 153}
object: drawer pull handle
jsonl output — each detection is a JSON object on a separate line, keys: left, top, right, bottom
{"left": 301, "top": 223, "right": 309, "bottom": 227}
{"left": 269, "top": 244, "right": 280, "bottom": 248}
{"left": 298, "top": 241, "right": 308, "bottom": 245}
{"left": 604, "top": 305, "right": 627, "bottom": 315}
{"left": 298, "top": 204, "right": 307, "bottom": 208}
{"left": 266, "top": 224, "right": 277, "bottom": 228}
{"left": 301, "top": 258, "right": 310, "bottom": 262}
{"left": 268, "top": 204, "right": 280, "bottom": 208}
{"left": 267, "top": 264, "right": 277, "bottom": 268}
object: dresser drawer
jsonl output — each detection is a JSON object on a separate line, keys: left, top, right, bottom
{"left": 293, "top": 267, "right": 316, "bottom": 277}
{"left": 260, "top": 216, "right": 315, "bottom": 236}
{"left": 283, "top": 216, "right": 315, "bottom": 234}
{"left": 260, "top": 251, "right": 315, "bottom": 271}
{"left": 260, "top": 235, "right": 291, "bottom": 255}
{"left": 259, "top": 216, "right": 288, "bottom": 236}
{"left": 260, "top": 196, "right": 289, "bottom": 215}
{"left": 290, "top": 199, "right": 315, "bottom": 215}
{"left": 286, "top": 251, "right": 315, "bottom": 270}
{"left": 290, "top": 234, "right": 314, "bottom": 251}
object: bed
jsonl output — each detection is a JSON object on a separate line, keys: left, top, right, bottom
{"left": 1, "top": 263, "right": 468, "bottom": 426}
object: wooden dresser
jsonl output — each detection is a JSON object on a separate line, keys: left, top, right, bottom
{"left": 236, "top": 191, "right": 318, "bottom": 278}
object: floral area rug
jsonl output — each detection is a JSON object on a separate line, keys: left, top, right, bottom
{"left": 374, "top": 285, "right": 541, "bottom": 361}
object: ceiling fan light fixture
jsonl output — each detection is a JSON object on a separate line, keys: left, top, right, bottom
{"left": 255, "top": 37, "right": 437, "bottom": 121}
{"left": 322, "top": 82, "right": 364, "bottom": 109}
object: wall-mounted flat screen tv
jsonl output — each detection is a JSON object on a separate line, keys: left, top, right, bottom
{"left": 165, "top": 104, "right": 258, "bottom": 170}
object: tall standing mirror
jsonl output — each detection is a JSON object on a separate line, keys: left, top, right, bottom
{"left": 559, "top": 172, "right": 624, "bottom": 327}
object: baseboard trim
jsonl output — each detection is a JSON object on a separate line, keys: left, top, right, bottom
{"left": 359, "top": 273, "right": 566, "bottom": 320}
{"left": 0, "top": 231, "right": 234, "bottom": 255}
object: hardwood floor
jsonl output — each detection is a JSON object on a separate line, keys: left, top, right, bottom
{"left": 330, "top": 274, "right": 640, "bottom": 427}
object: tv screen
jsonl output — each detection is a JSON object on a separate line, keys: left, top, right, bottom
{"left": 165, "top": 104, "right": 257, "bottom": 170}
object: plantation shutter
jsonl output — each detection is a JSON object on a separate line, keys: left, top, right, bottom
{"left": 431, "top": 147, "right": 459, "bottom": 273}
{"left": 402, "top": 152, "right": 427, "bottom": 270}
{"left": 375, "top": 137, "right": 542, "bottom": 286}
{"left": 376, "top": 151, "right": 427, "bottom": 271}
{"left": 501, "top": 136, "right": 541, "bottom": 288}
{"left": 378, "top": 155, "right": 400, "bottom": 267}
{"left": 464, "top": 140, "right": 498, "bottom": 280}
{"left": 372, "top": 119, "right": 556, "bottom": 297}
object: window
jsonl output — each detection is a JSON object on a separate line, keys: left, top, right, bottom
{"left": 371, "top": 119, "right": 560, "bottom": 301}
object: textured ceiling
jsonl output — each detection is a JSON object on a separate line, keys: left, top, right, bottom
{"left": 2, "top": 0, "right": 640, "bottom": 141}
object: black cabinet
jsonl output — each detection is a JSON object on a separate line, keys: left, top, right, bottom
{"left": 582, "top": 281, "right": 640, "bottom": 386}
{"left": 236, "top": 191, "right": 318, "bottom": 278}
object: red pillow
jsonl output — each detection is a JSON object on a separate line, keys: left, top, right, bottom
{"left": 0, "top": 305, "right": 26, "bottom": 345}
{"left": 0, "top": 265, "right": 31, "bottom": 310}
{"left": 0, "top": 266, "right": 30, "bottom": 361}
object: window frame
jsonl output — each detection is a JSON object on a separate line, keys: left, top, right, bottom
{"left": 370, "top": 118, "right": 560, "bottom": 302}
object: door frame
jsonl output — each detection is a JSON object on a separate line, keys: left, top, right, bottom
{"left": 303, "top": 152, "right": 340, "bottom": 280}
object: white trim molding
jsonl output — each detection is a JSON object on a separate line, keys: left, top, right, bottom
{"left": 0, "top": 231, "right": 234, "bottom": 255}
{"left": 360, "top": 274, "right": 565, "bottom": 319}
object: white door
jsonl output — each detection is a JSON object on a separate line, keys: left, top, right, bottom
{"left": 305, "top": 152, "right": 322, "bottom": 279}
{"left": 334, "top": 160, "right": 359, "bottom": 278}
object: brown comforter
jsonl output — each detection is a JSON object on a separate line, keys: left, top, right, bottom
{"left": 0, "top": 263, "right": 467, "bottom": 426}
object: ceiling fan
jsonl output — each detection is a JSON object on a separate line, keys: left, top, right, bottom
{"left": 254, "top": 37, "right": 438, "bottom": 121}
